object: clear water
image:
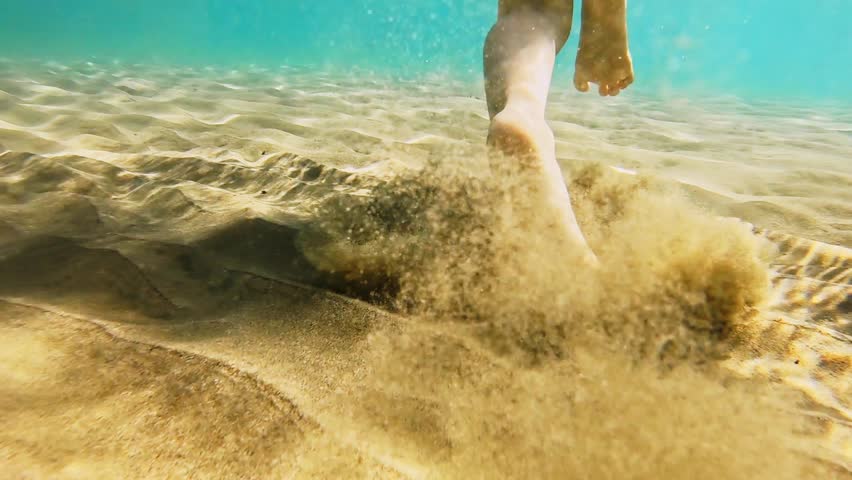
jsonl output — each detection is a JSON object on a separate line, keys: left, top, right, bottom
{"left": 1, "top": 2, "right": 851, "bottom": 477}
{"left": 2, "top": 0, "right": 850, "bottom": 101}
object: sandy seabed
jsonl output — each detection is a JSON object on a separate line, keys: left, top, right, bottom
{"left": 0, "top": 59, "right": 850, "bottom": 478}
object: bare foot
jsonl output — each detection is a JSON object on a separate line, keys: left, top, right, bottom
{"left": 487, "top": 105, "right": 551, "bottom": 171}
{"left": 574, "top": 20, "right": 634, "bottom": 96}
{"left": 488, "top": 105, "right": 598, "bottom": 266}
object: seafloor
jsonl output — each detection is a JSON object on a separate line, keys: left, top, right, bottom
{"left": 0, "top": 60, "right": 850, "bottom": 478}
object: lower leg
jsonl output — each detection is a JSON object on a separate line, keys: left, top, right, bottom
{"left": 483, "top": 3, "right": 596, "bottom": 261}
{"left": 484, "top": 4, "right": 569, "bottom": 118}
{"left": 484, "top": 14, "right": 557, "bottom": 169}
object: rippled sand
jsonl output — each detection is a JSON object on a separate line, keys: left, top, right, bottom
{"left": 0, "top": 60, "right": 850, "bottom": 478}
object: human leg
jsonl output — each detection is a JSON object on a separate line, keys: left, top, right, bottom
{"left": 483, "top": 0, "right": 596, "bottom": 262}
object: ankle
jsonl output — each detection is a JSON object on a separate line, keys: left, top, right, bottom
{"left": 580, "top": 1, "right": 627, "bottom": 38}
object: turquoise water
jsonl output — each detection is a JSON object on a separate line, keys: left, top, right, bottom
{"left": 2, "top": 0, "right": 850, "bottom": 101}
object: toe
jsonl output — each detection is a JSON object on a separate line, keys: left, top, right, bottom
{"left": 573, "top": 71, "right": 590, "bottom": 93}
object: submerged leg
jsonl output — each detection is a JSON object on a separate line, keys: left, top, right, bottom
{"left": 484, "top": 0, "right": 596, "bottom": 263}
{"left": 574, "top": 0, "right": 634, "bottom": 96}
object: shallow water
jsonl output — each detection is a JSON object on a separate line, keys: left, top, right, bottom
{"left": 1, "top": 1, "right": 851, "bottom": 477}
{"left": 2, "top": 0, "right": 851, "bottom": 101}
